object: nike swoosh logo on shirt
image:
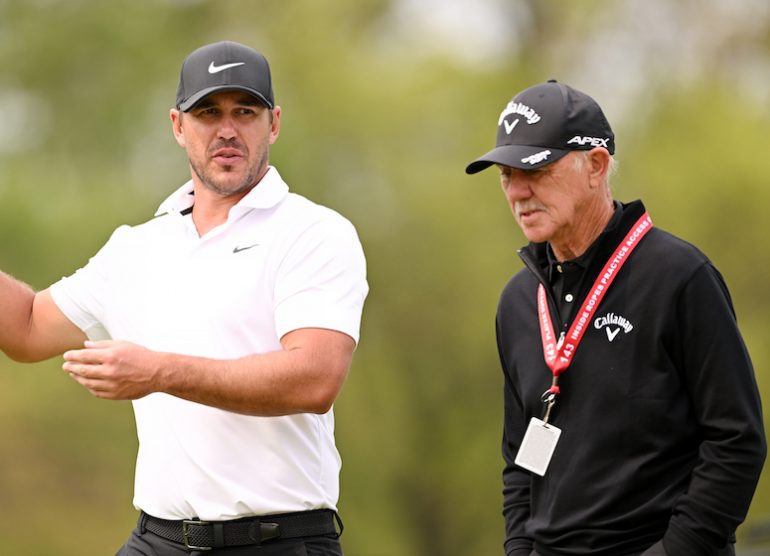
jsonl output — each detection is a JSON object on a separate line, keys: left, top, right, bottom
{"left": 208, "top": 61, "right": 246, "bottom": 74}
{"left": 233, "top": 243, "right": 260, "bottom": 254}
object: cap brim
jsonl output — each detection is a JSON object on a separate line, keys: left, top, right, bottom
{"left": 465, "top": 145, "right": 570, "bottom": 174}
{"left": 179, "top": 85, "right": 273, "bottom": 111}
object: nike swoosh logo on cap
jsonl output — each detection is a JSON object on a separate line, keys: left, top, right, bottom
{"left": 208, "top": 61, "right": 246, "bottom": 74}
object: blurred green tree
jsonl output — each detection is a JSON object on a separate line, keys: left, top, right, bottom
{"left": 0, "top": 1, "right": 767, "bottom": 554}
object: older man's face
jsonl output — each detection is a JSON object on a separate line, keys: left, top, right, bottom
{"left": 498, "top": 151, "right": 594, "bottom": 248}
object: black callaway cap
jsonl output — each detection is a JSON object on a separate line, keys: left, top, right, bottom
{"left": 465, "top": 80, "right": 614, "bottom": 173}
{"left": 176, "top": 41, "right": 274, "bottom": 112}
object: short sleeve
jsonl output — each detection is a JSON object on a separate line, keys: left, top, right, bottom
{"left": 48, "top": 226, "right": 131, "bottom": 341}
{"left": 273, "top": 215, "right": 368, "bottom": 343}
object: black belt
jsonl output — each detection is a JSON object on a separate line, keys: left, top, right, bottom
{"left": 141, "top": 509, "right": 342, "bottom": 551}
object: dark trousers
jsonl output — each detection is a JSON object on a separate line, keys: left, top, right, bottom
{"left": 530, "top": 540, "right": 736, "bottom": 556}
{"left": 115, "top": 524, "right": 343, "bottom": 556}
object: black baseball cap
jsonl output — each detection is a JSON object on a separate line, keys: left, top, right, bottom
{"left": 465, "top": 80, "right": 614, "bottom": 173}
{"left": 176, "top": 41, "right": 274, "bottom": 112}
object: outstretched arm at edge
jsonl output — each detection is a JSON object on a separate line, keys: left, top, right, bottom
{"left": 0, "top": 271, "right": 87, "bottom": 362}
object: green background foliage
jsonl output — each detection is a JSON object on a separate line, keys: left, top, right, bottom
{"left": 0, "top": 1, "right": 768, "bottom": 554}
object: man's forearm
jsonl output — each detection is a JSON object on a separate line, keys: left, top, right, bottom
{"left": 62, "top": 328, "right": 355, "bottom": 415}
{"left": 160, "top": 344, "right": 350, "bottom": 416}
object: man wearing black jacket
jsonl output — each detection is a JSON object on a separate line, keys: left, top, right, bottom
{"left": 465, "top": 80, "right": 766, "bottom": 556}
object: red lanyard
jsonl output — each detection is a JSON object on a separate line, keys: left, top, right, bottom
{"left": 538, "top": 213, "right": 653, "bottom": 399}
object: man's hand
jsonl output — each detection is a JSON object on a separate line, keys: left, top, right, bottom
{"left": 62, "top": 329, "right": 355, "bottom": 415}
{"left": 63, "top": 340, "right": 161, "bottom": 400}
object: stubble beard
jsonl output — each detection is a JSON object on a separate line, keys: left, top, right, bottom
{"left": 190, "top": 145, "right": 269, "bottom": 197}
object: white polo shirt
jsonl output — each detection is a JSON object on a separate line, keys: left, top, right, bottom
{"left": 50, "top": 167, "right": 368, "bottom": 520}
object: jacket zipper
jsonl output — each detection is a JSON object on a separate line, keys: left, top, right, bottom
{"left": 517, "top": 249, "right": 568, "bottom": 337}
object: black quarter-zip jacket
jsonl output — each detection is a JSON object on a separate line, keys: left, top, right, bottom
{"left": 497, "top": 200, "right": 766, "bottom": 556}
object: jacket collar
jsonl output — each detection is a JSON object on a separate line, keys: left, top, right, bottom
{"left": 518, "top": 200, "right": 647, "bottom": 284}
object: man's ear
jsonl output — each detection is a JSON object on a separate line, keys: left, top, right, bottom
{"left": 587, "top": 147, "right": 610, "bottom": 188}
{"left": 269, "top": 106, "right": 282, "bottom": 145}
{"left": 170, "top": 109, "right": 186, "bottom": 148}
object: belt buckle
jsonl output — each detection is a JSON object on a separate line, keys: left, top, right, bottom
{"left": 250, "top": 520, "right": 281, "bottom": 543}
{"left": 182, "top": 519, "right": 213, "bottom": 551}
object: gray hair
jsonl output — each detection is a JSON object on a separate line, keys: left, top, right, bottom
{"left": 572, "top": 150, "right": 618, "bottom": 188}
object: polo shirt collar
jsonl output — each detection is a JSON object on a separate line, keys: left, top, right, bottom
{"left": 154, "top": 166, "right": 289, "bottom": 216}
{"left": 546, "top": 241, "right": 594, "bottom": 284}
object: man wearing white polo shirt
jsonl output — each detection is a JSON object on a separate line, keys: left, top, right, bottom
{"left": 0, "top": 41, "right": 368, "bottom": 555}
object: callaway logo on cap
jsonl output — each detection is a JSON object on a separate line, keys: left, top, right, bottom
{"left": 176, "top": 41, "right": 274, "bottom": 112}
{"left": 465, "top": 80, "right": 615, "bottom": 173}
